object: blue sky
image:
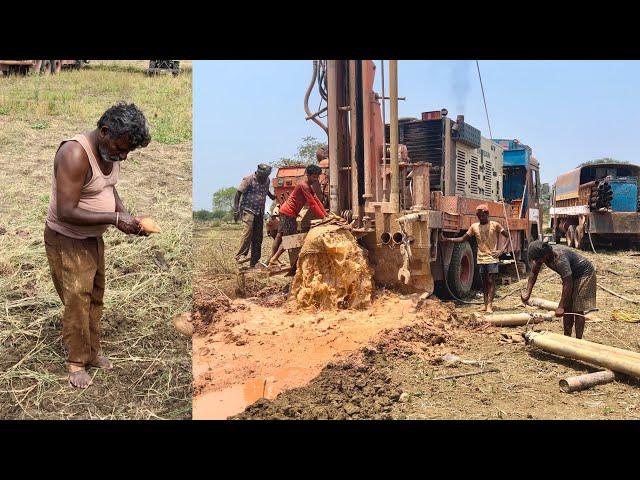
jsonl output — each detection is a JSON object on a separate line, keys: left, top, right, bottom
{"left": 193, "top": 60, "right": 640, "bottom": 211}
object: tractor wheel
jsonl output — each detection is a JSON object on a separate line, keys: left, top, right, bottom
{"left": 40, "top": 60, "right": 51, "bottom": 75}
{"left": 50, "top": 60, "right": 62, "bottom": 74}
{"left": 521, "top": 236, "right": 531, "bottom": 272}
{"left": 447, "top": 241, "right": 475, "bottom": 298}
{"left": 567, "top": 225, "right": 576, "bottom": 248}
{"left": 575, "top": 225, "right": 586, "bottom": 249}
{"left": 554, "top": 227, "right": 562, "bottom": 244}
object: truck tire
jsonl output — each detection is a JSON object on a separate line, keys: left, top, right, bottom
{"left": 50, "top": 60, "right": 62, "bottom": 74}
{"left": 447, "top": 241, "right": 475, "bottom": 298}
{"left": 521, "top": 237, "right": 531, "bottom": 272}
{"left": 41, "top": 60, "right": 51, "bottom": 75}
{"left": 567, "top": 225, "right": 576, "bottom": 248}
{"left": 554, "top": 227, "right": 562, "bottom": 244}
{"left": 575, "top": 225, "right": 586, "bottom": 249}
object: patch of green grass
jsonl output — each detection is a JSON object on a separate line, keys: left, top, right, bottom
{"left": 31, "top": 120, "right": 49, "bottom": 130}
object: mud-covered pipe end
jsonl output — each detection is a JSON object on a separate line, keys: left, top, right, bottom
{"left": 392, "top": 232, "right": 404, "bottom": 245}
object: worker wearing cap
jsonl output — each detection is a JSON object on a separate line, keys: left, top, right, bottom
{"left": 268, "top": 164, "right": 327, "bottom": 276}
{"left": 234, "top": 164, "right": 275, "bottom": 267}
{"left": 440, "top": 204, "right": 510, "bottom": 313}
{"left": 521, "top": 240, "right": 596, "bottom": 339}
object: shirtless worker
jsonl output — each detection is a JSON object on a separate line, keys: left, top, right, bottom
{"left": 521, "top": 240, "right": 597, "bottom": 339}
{"left": 268, "top": 164, "right": 327, "bottom": 275}
{"left": 44, "top": 102, "right": 151, "bottom": 388}
{"left": 440, "top": 204, "right": 510, "bottom": 313}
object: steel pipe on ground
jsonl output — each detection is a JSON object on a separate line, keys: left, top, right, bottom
{"left": 524, "top": 330, "right": 640, "bottom": 379}
{"left": 477, "top": 312, "right": 552, "bottom": 327}
{"left": 531, "top": 330, "right": 640, "bottom": 362}
{"left": 559, "top": 370, "right": 615, "bottom": 393}
{"left": 527, "top": 297, "right": 558, "bottom": 310}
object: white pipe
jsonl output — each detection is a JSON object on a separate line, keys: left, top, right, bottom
{"left": 389, "top": 60, "right": 399, "bottom": 213}
{"left": 381, "top": 60, "right": 386, "bottom": 201}
{"left": 326, "top": 60, "right": 340, "bottom": 214}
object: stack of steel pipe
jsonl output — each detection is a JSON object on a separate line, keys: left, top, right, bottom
{"left": 590, "top": 180, "right": 612, "bottom": 211}
{"left": 524, "top": 330, "right": 640, "bottom": 379}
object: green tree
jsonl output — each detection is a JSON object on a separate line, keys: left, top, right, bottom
{"left": 212, "top": 186, "right": 237, "bottom": 214}
{"left": 270, "top": 136, "right": 327, "bottom": 168}
{"left": 193, "top": 209, "right": 214, "bottom": 221}
{"left": 541, "top": 183, "right": 550, "bottom": 202}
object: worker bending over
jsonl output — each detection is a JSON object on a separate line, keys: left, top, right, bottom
{"left": 521, "top": 240, "right": 597, "bottom": 339}
{"left": 440, "top": 204, "right": 510, "bottom": 313}
{"left": 268, "top": 164, "right": 327, "bottom": 275}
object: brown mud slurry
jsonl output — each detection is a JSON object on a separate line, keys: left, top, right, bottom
{"left": 291, "top": 225, "right": 373, "bottom": 310}
{"left": 192, "top": 290, "right": 442, "bottom": 419}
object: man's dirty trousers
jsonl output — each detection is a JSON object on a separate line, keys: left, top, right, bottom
{"left": 236, "top": 210, "right": 264, "bottom": 266}
{"left": 44, "top": 224, "right": 105, "bottom": 368}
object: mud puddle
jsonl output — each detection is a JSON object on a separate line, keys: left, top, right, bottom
{"left": 192, "top": 291, "right": 432, "bottom": 419}
{"left": 233, "top": 299, "right": 467, "bottom": 419}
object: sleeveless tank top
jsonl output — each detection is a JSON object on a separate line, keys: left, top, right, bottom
{"left": 46, "top": 134, "right": 120, "bottom": 239}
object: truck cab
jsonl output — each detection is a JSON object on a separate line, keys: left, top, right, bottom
{"left": 492, "top": 139, "right": 543, "bottom": 242}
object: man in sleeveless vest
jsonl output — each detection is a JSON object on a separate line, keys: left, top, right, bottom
{"left": 440, "top": 204, "right": 511, "bottom": 313}
{"left": 233, "top": 164, "right": 275, "bottom": 267}
{"left": 44, "top": 102, "right": 151, "bottom": 388}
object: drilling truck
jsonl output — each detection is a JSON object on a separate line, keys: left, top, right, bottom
{"left": 271, "top": 60, "right": 542, "bottom": 298}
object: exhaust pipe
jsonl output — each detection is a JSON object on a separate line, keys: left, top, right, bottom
{"left": 381, "top": 232, "right": 391, "bottom": 245}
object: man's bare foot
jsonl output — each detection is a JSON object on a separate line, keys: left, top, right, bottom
{"left": 486, "top": 305, "right": 494, "bottom": 314}
{"left": 68, "top": 369, "right": 92, "bottom": 389}
{"left": 89, "top": 356, "right": 113, "bottom": 369}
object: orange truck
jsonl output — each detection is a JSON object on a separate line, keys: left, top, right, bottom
{"left": 270, "top": 60, "right": 543, "bottom": 298}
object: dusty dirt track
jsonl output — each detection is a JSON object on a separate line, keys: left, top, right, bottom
{"left": 193, "top": 222, "right": 640, "bottom": 420}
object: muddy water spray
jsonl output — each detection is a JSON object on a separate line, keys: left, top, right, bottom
{"left": 291, "top": 225, "right": 374, "bottom": 309}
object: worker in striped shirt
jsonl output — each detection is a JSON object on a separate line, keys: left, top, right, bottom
{"left": 268, "top": 164, "right": 327, "bottom": 275}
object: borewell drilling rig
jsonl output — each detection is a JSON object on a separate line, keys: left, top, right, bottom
{"left": 273, "top": 60, "right": 542, "bottom": 298}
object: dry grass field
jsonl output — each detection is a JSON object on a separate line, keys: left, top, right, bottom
{"left": 0, "top": 60, "right": 192, "bottom": 419}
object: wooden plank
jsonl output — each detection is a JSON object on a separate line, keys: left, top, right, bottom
{"left": 281, "top": 233, "right": 307, "bottom": 250}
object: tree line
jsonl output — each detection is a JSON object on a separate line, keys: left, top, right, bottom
{"left": 193, "top": 136, "right": 326, "bottom": 222}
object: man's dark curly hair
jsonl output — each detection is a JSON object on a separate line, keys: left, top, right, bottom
{"left": 528, "top": 240, "right": 553, "bottom": 261}
{"left": 97, "top": 102, "right": 151, "bottom": 149}
{"left": 305, "top": 164, "right": 322, "bottom": 175}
